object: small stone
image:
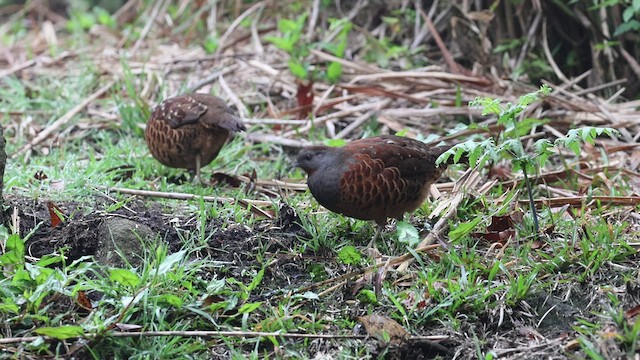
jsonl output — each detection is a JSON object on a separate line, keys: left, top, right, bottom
{"left": 95, "top": 217, "right": 157, "bottom": 268}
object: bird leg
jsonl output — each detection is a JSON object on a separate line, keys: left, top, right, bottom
{"left": 187, "top": 155, "right": 205, "bottom": 185}
{"left": 194, "top": 154, "right": 203, "bottom": 184}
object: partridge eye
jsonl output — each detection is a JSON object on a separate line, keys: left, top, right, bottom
{"left": 305, "top": 153, "right": 314, "bottom": 161}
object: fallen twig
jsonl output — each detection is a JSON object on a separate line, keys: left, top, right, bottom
{"left": 523, "top": 196, "right": 640, "bottom": 208}
{"left": 103, "top": 187, "right": 275, "bottom": 218}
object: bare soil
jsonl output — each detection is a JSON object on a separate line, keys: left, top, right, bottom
{"left": 7, "top": 192, "right": 623, "bottom": 359}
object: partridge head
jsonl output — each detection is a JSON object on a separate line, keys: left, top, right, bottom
{"left": 145, "top": 93, "right": 245, "bottom": 182}
{"left": 295, "top": 135, "right": 456, "bottom": 235}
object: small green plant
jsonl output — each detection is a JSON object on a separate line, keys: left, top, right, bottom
{"left": 337, "top": 245, "right": 362, "bottom": 265}
{"left": 265, "top": 14, "right": 352, "bottom": 83}
{"left": 442, "top": 85, "right": 618, "bottom": 235}
{"left": 611, "top": 0, "right": 640, "bottom": 36}
{"left": 395, "top": 221, "right": 420, "bottom": 247}
{"left": 66, "top": 7, "right": 116, "bottom": 32}
{"left": 116, "top": 60, "right": 150, "bottom": 137}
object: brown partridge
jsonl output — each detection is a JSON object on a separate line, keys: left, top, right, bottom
{"left": 295, "top": 135, "right": 456, "bottom": 240}
{"left": 145, "top": 93, "right": 245, "bottom": 182}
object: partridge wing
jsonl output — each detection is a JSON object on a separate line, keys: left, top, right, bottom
{"left": 201, "top": 105, "right": 245, "bottom": 132}
{"left": 345, "top": 135, "right": 440, "bottom": 180}
{"left": 153, "top": 96, "right": 208, "bottom": 129}
{"left": 186, "top": 93, "right": 246, "bottom": 132}
{"left": 338, "top": 152, "right": 391, "bottom": 223}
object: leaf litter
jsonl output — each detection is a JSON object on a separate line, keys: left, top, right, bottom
{"left": 2, "top": 1, "right": 640, "bottom": 359}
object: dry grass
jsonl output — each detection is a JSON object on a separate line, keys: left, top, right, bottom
{"left": 2, "top": 1, "right": 640, "bottom": 359}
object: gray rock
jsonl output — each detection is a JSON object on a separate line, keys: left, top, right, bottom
{"left": 95, "top": 217, "right": 157, "bottom": 268}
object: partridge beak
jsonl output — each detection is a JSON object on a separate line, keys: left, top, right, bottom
{"left": 289, "top": 160, "right": 300, "bottom": 172}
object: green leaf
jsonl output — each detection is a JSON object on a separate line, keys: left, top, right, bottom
{"left": 356, "top": 289, "right": 377, "bottom": 304}
{"left": 109, "top": 268, "right": 141, "bottom": 288}
{"left": 158, "top": 294, "right": 183, "bottom": 308}
{"left": 7, "top": 233, "right": 25, "bottom": 256}
{"left": 470, "top": 97, "right": 502, "bottom": 115}
{"left": 247, "top": 268, "right": 264, "bottom": 292}
{"left": 327, "top": 138, "right": 347, "bottom": 147}
{"left": 36, "top": 254, "right": 64, "bottom": 268}
{"left": 624, "top": 6, "right": 635, "bottom": 22}
{"left": 455, "top": 85, "right": 462, "bottom": 107}
{"left": 122, "top": 289, "right": 147, "bottom": 308}
{"left": 202, "top": 36, "right": 218, "bottom": 54}
{"left": 555, "top": 127, "right": 618, "bottom": 156}
{"left": 308, "top": 263, "right": 328, "bottom": 280}
{"left": 288, "top": 59, "right": 308, "bottom": 79}
{"left": 94, "top": 7, "right": 116, "bottom": 28}
{"left": 207, "top": 278, "right": 226, "bottom": 294}
{"left": 488, "top": 261, "right": 501, "bottom": 282}
{"left": 237, "top": 301, "right": 262, "bottom": 314}
{"left": 534, "top": 139, "right": 553, "bottom": 167}
{"left": 326, "top": 61, "right": 342, "bottom": 83}
{"left": 539, "top": 84, "right": 552, "bottom": 96}
{"left": 568, "top": 141, "right": 581, "bottom": 156}
{"left": 327, "top": 18, "right": 352, "bottom": 57}
{"left": 264, "top": 36, "right": 294, "bottom": 53}
{"left": 615, "top": 19, "right": 640, "bottom": 36}
{"left": 0, "top": 234, "right": 26, "bottom": 266}
{"left": 337, "top": 245, "right": 361, "bottom": 265}
{"left": 0, "top": 301, "right": 19, "bottom": 314}
{"left": 518, "top": 92, "right": 539, "bottom": 108}
{"left": 505, "top": 117, "right": 548, "bottom": 137}
{"left": 396, "top": 221, "right": 420, "bottom": 247}
{"left": 322, "top": 42, "right": 339, "bottom": 55}
{"left": 439, "top": 139, "right": 496, "bottom": 168}
{"left": 449, "top": 217, "right": 482, "bottom": 241}
{"left": 35, "top": 325, "right": 84, "bottom": 340}
{"left": 157, "top": 250, "right": 186, "bottom": 275}
{"left": 500, "top": 138, "right": 525, "bottom": 158}
{"left": 278, "top": 18, "right": 299, "bottom": 33}
{"left": 12, "top": 268, "right": 31, "bottom": 284}
{"left": 381, "top": 16, "right": 399, "bottom": 25}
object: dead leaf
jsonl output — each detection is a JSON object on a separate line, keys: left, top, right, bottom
{"left": 489, "top": 163, "right": 512, "bottom": 180}
{"left": 47, "top": 201, "right": 64, "bottom": 228}
{"left": 296, "top": 80, "right": 314, "bottom": 119}
{"left": 244, "top": 169, "right": 257, "bottom": 194}
{"left": 625, "top": 304, "right": 640, "bottom": 319}
{"left": 211, "top": 172, "right": 243, "bottom": 187}
{"left": 531, "top": 239, "right": 546, "bottom": 249}
{"left": 358, "top": 314, "right": 409, "bottom": 346}
{"left": 75, "top": 291, "right": 93, "bottom": 312}
{"left": 471, "top": 215, "right": 516, "bottom": 244}
{"left": 50, "top": 180, "right": 65, "bottom": 191}
{"left": 115, "top": 323, "right": 142, "bottom": 331}
{"left": 202, "top": 294, "right": 224, "bottom": 307}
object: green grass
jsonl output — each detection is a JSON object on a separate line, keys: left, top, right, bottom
{"left": 1, "top": 2, "right": 639, "bottom": 359}
{"left": 3, "top": 73, "right": 638, "bottom": 357}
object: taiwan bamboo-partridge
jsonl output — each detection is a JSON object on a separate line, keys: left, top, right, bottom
{"left": 295, "top": 135, "right": 457, "bottom": 241}
{"left": 145, "top": 93, "right": 245, "bottom": 182}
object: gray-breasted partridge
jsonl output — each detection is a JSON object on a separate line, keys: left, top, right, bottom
{"left": 295, "top": 135, "right": 456, "bottom": 242}
{"left": 145, "top": 93, "right": 245, "bottom": 182}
